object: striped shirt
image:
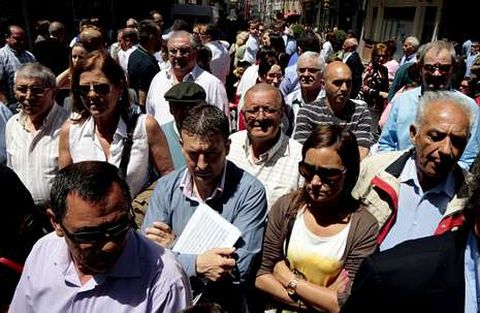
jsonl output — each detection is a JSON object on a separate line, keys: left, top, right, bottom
{"left": 6, "top": 103, "right": 68, "bottom": 207}
{"left": 227, "top": 130, "right": 303, "bottom": 209}
{"left": 0, "top": 45, "right": 36, "bottom": 105}
{"left": 293, "top": 98, "right": 374, "bottom": 147}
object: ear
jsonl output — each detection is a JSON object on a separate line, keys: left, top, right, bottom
{"left": 47, "top": 208, "right": 64, "bottom": 237}
{"left": 409, "top": 124, "right": 418, "bottom": 145}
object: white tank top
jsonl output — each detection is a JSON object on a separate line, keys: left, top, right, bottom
{"left": 287, "top": 210, "right": 351, "bottom": 286}
{"left": 68, "top": 115, "right": 149, "bottom": 196}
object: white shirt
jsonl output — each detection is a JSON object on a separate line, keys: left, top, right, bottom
{"left": 146, "top": 65, "right": 229, "bottom": 125}
{"left": 118, "top": 46, "right": 137, "bottom": 74}
{"left": 320, "top": 41, "right": 334, "bottom": 61}
{"left": 242, "top": 35, "right": 259, "bottom": 64}
{"left": 205, "top": 40, "right": 231, "bottom": 84}
{"left": 227, "top": 130, "right": 303, "bottom": 208}
{"left": 68, "top": 115, "right": 150, "bottom": 197}
{"left": 6, "top": 103, "right": 68, "bottom": 206}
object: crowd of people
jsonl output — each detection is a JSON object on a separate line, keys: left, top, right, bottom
{"left": 1, "top": 10, "right": 480, "bottom": 313}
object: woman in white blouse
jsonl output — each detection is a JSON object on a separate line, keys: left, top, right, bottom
{"left": 58, "top": 50, "right": 173, "bottom": 197}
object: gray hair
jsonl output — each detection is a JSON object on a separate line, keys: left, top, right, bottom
{"left": 297, "top": 51, "right": 325, "bottom": 72}
{"left": 181, "top": 105, "right": 230, "bottom": 140}
{"left": 14, "top": 62, "right": 56, "bottom": 88}
{"left": 168, "top": 30, "right": 200, "bottom": 50}
{"left": 404, "top": 36, "right": 420, "bottom": 50}
{"left": 418, "top": 40, "right": 456, "bottom": 65}
{"left": 415, "top": 91, "right": 473, "bottom": 132}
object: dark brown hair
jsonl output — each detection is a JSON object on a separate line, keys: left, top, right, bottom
{"left": 286, "top": 124, "right": 360, "bottom": 217}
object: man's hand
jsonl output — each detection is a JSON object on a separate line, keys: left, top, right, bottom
{"left": 145, "top": 222, "right": 176, "bottom": 248}
{"left": 196, "top": 247, "right": 236, "bottom": 282}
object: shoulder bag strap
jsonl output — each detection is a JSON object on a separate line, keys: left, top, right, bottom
{"left": 119, "top": 113, "right": 140, "bottom": 180}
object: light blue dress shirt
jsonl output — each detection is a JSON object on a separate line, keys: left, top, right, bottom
{"left": 378, "top": 86, "right": 480, "bottom": 170}
{"left": 464, "top": 231, "right": 480, "bottom": 313}
{"left": 279, "top": 64, "right": 300, "bottom": 96}
{"left": 380, "top": 156, "right": 456, "bottom": 251}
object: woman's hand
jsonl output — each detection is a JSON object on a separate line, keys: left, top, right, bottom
{"left": 272, "top": 260, "right": 296, "bottom": 287}
{"left": 328, "top": 269, "right": 350, "bottom": 297}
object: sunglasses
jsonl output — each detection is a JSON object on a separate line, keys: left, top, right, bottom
{"left": 15, "top": 85, "right": 51, "bottom": 96}
{"left": 243, "top": 106, "right": 281, "bottom": 118}
{"left": 77, "top": 83, "right": 111, "bottom": 97}
{"left": 422, "top": 63, "right": 452, "bottom": 74}
{"left": 298, "top": 67, "right": 322, "bottom": 74}
{"left": 61, "top": 213, "right": 132, "bottom": 244}
{"left": 298, "top": 161, "right": 346, "bottom": 181}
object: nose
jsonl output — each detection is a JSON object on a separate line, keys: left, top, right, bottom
{"left": 310, "top": 174, "right": 323, "bottom": 186}
{"left": 197, "top": 154, "right": 208, "bottom": 170}
{"left": 437, "top": 137, "right": 454, "bottom": 159}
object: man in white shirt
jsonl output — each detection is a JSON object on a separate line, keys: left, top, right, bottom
{"left": 198, "top": 24, "right": 231, "bottom": 84}
{"left": 6, "top": 63, "right": 68, "bottom": 226}
{"left": 146, "top": 31, "right": 228, "bottom": 126}
{"left": 117, "top": 27, "right": 138, "bottom": 74}
{"left": 228, "top": 83, "right": 302, "bottom": 208}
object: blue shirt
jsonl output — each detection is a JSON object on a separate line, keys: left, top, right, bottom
{"left": 280, "top": 64, "right": 300, "bottom": 96}
{"left": 142, "top": 161, "right": 267, "bottom": 284}
{"left": 378, "top": 87, "right": 480, "bottom": 170}
{"left": 465, "top": 231, "right": 480, "bottom": 313}
{"left": 161, "top": 121, "right": 185, "bottom": 170}
{"left": 380, "top": 156, "right": 457, "bottom": 251}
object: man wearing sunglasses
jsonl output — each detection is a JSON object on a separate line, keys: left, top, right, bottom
{"left": 379, "top": 40, "right": 480, "bottom": 170}
{"left": 10, "top": 161, "right": 192, "bottom": 312}
{"left": 5, "top": 62, "right": 68, "bottom": 231}
{"left": 353, "top": 91, "right": 472, "bottom": 252}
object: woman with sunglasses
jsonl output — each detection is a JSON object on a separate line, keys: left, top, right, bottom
{"left": 255, "top": 125, "right": 378, "bottom": 313}
{"left": 58, "top": 50, "right": 174, "bottom": 198}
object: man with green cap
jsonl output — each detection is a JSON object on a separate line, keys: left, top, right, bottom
{"left": 162, "top": 82, "right": 206, "bottom": 169}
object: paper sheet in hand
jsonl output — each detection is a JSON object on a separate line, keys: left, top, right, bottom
{"left": 172, "top": 203, "right": 241, "bottom": 254}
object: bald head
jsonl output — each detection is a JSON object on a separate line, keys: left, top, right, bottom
{"left": 79, "top": 27, "right": 104, "bottom": 52}
{"left": 245, "top": 83, "right": 283, "bottom": 106}
{"left": 323, "top": 61, "right": 352, "bottom": 80}
{"left": 323, "top": 61, "right": 353, "bottom": 112}
{"left": 343, "top": 38, "right": 358, "bottom": 52}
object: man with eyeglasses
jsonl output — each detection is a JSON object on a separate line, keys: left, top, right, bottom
{"left": 353, "top": 91, "right": 472, "bottom": 252}
{"left": 9, "top": 161, "right": 192, "bottom": 312}
{"left": 5, "top": 62, "right": 68, "bottom": 231}
{"left": 142, "top": 105, "right": 267, "bottom": 312}
{"left": 146, "top": 31, "right": 228, "bottom": 126}
{"left": 294, "top": 61, "right": 374, "bottom": 159}
{"left": 379, "top": 40, "right": 480, "bottom": 170}
{"left": 0, "top": 25, "right": 36, "bottom": 112}
{"left": 285, "top": 51, "right": 325, "bottom": 126}
{"left": 228, "top": 83, "right": 303, "bottom": 209}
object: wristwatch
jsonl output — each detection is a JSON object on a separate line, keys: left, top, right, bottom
{"left": 285, "top": 278, "right": 298, "bottom": 296}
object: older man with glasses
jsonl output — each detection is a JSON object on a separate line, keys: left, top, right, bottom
{"left": 9, "top": 161, "right": 192, "bottom": 313}
{"left": 379, "top": 40, "right": 480, "bottom": 170}
{"left": 146, "top": 30, "right": 228, "bottom": 127}
{"left": 5, "top": 62, "right": 68, "bottom": 231}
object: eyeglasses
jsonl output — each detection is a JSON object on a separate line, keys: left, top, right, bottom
{"left": 422, "top": 63, "right": 452, "bottom": 74}
{"left": 15, "top": 85, "right": 51, "bottom": 96}
{"left": 298, "top": 67, "right": 322, "bottom": 74}
{"left": 298, "top": 161, "right": 346, "bottom": 181}
{"left": 77, "top": 83, "right": 111, "bottom": 97}
{"left": 243, "top": 106, "right": 281, "bottom": 118}
{"left": 61, "top": 213, "right": 132, "bottom": 244}
{"left": 168, "top": 48, "right": 192, "bottom": 57}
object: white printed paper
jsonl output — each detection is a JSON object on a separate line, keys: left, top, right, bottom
{"left": 172, "top": 203, "right": 241, "bottom": 254}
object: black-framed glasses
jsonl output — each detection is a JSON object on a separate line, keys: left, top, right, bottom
{"left": 15, "top": 85, "right": 51, "bottom": 96}
{"left": 422, "top": 63, "right": 452, "bottom": 74}
{"left": 242, "top": 106, "right": 281, "bottom": 118}
{"left": 77, "top": 83, "right": 111, "bottom": 97}
{"left": 168, "top": 47, "right": 192, "bottom": 57}
{"left": 61, "top": 213, "right": 132, "bottom": 244}
{"left": 298, "top": 161, "right": 346, "bottom": 181}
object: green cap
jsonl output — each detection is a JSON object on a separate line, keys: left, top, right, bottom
{"left": 164, "top": 82, "right": 206, "bottom": 104}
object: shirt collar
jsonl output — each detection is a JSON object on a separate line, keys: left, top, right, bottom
{"left": 179, "top": 162, "right": 227, "bottom": 202}
{"left": 166, "top": 64, "right": 203, "bottom": 82}
{"left": 84, "top": 115, "right": 124, "bottom": 138}
{"left": 400, "top": 154, "right": 456, "bottom": 197}
{"left": 244, "top": 131, "right": 285, "bottom": 165}
{"left": 17, "top": 102, "right": 58, "bottom": 131}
